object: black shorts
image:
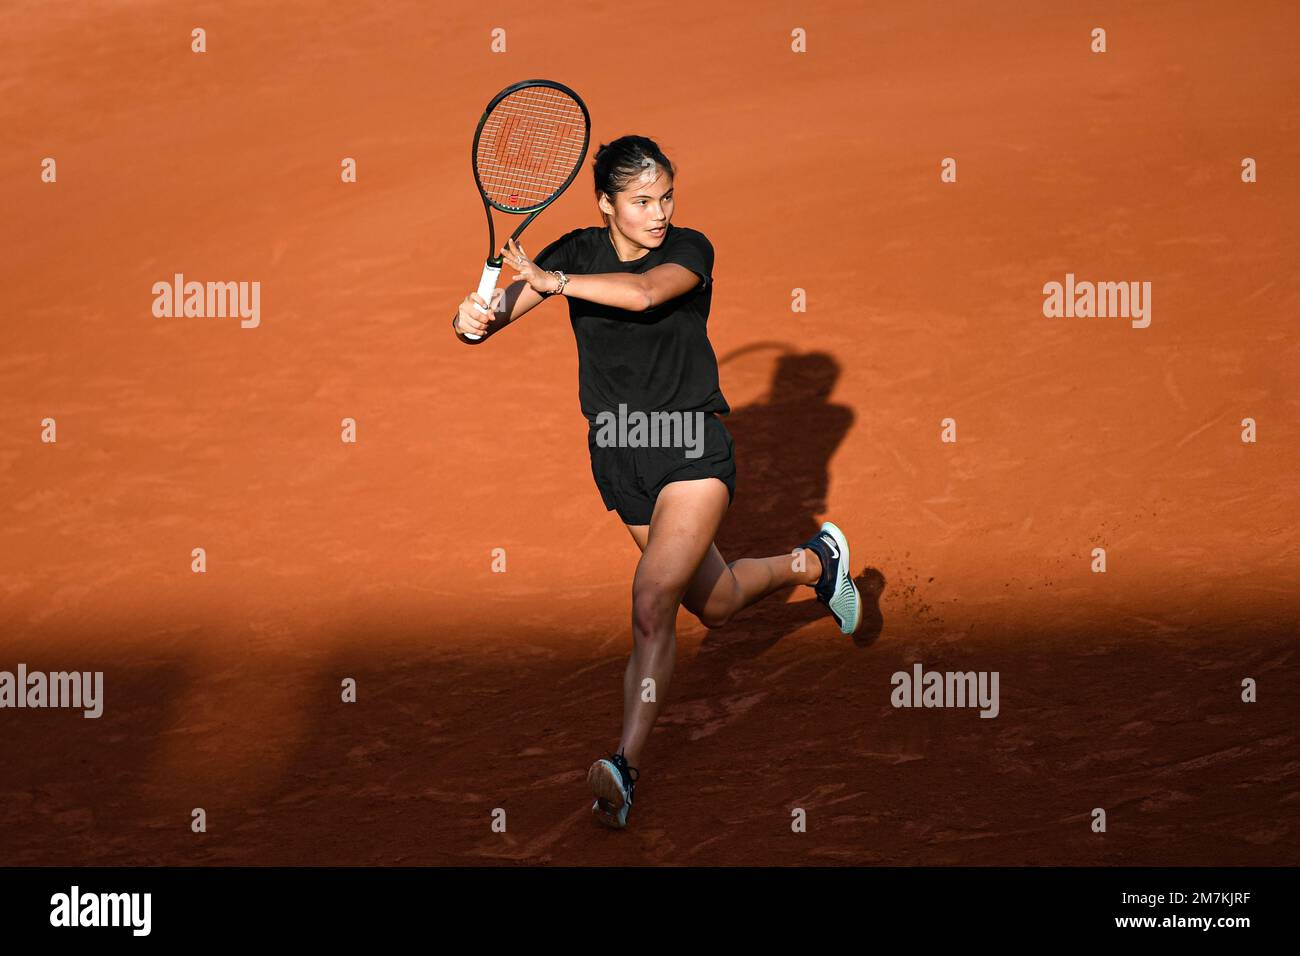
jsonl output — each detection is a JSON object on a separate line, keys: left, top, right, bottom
{"left": 587, "top": 411, "right": 736, "bottom": 525}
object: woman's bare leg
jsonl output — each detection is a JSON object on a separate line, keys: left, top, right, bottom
{"left": 617, "top": 478, "right": 731, "bottom": 768}
{"left": 624, "top": 523, "right": 822, "bottom": 631}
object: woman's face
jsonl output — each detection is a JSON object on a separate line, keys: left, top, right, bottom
{"left": 600, "top": 164, "right": 674, "bottom": 250}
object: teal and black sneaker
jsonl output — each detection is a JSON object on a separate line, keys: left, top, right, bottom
{"left": 588, "top": 750, "right": 640, "bottom": 829}
{"left": 800, "top": 521, "right": 862, "bottom": 635}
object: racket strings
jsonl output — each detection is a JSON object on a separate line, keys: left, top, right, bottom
{"left": 476, "top": 86, "right": 587, "bottom": 210}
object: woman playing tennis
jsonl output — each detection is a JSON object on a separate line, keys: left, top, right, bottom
{"left": 453, "top": 135, "right": 862, "bottom": 829}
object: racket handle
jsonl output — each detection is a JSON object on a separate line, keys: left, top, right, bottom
{"left": 460, "top": 261, "right": 502, "bottom": 341}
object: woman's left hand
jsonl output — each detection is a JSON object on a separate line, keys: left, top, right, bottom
{"left": 502, "top": 237, "right": 559, "bottom": 295}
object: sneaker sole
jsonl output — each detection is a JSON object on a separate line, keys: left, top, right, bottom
{"left": 588, "top": 760, "right": 630, "bottom": 828}
{"left": 820, "top": 521, "right": 862, "bottom": 635}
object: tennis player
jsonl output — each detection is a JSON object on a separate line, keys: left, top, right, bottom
{"left": 453, "top": 135, "right": 862, "bottom": 828}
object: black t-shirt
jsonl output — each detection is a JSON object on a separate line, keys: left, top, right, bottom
{"left": 534, "top": 223, "right": 731, "bottom": 425}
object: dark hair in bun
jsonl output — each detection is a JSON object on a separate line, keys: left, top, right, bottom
{"left": 592, "top": 135, "right": 675, "bottom": 201}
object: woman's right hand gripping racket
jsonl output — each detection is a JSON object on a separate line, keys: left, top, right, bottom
{"left": 455, "top": 79, "right": 590, "bottom": 341}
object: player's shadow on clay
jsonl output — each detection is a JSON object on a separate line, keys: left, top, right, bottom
{"left": 703, "top": 349, "right": 885, "bottom": 659}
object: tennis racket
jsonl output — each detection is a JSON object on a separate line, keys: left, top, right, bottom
{"left": 458, "top": 79, "right": 591, "bottom": 341}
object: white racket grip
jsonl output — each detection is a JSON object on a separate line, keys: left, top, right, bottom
{"left": 461, "top": 261, "right": 502, "bottom": 341}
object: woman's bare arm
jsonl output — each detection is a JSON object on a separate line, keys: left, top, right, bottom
{"left": 560, "top": 264, "right": 701, "bottom": 312}
{"left": 493, "top": 279, "right": 549, "bottom": 328}
{"left": 453, "top": 279, "right": 549, "bottom": 344}
{"left": 456, "top": 238, "right": 703, "bottom": 343}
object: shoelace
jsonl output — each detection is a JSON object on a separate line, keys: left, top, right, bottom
{"left": 611, "top": 751, "right": 640, "bottom": 791}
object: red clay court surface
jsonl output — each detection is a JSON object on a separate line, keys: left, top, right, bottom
{"left": 1, "top": 1, "right": 1296, "bottom": 865}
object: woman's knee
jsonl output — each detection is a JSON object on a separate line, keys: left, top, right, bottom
{"left": 695, "top": 605, "right": 732, "bottom": 630}
{"left": 631, "top": 585, "right": 678, "bottom": 641}
{"left": 691, "top": 577, "right": 739, "bottom": 630}
{"left": 695, "top": 588, "right": 738, "bottom": 629}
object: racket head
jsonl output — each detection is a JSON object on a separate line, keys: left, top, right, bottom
{"left": 471, "top": 79, "right": 591, "bottom": 215}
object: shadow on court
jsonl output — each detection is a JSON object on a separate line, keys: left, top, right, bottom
{"left": 702, "top": 349, "right": 887, "bottom": 667}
